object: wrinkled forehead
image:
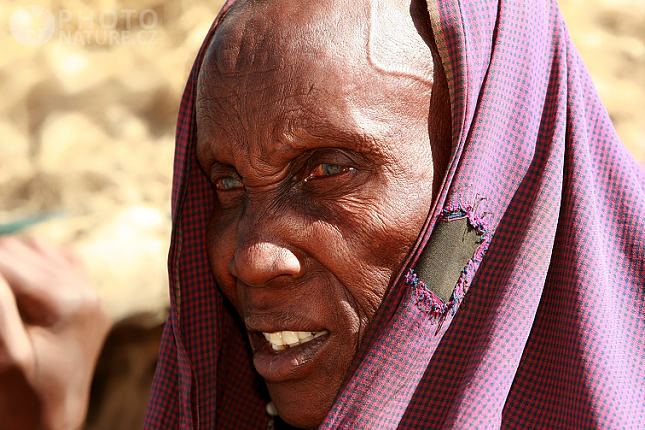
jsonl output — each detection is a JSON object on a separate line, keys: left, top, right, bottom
{"left": 198, "top": 0, "right": 436, "bottom": 98}
{"left": 203, "top": 0, "right": 369, "bottom": 77}
{"left": 194, "top": 0, "right": 438, "bottom": 161}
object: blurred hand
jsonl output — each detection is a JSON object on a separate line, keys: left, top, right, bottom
{"left": 0, "top": 237, "right": 111, "bottom": 430}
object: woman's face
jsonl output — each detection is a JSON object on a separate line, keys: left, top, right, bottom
{"left": 195, "top": 1, "right": 448, "bottom": 427}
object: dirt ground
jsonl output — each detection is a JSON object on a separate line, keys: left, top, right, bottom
{"left": 0, "top": 0, "right": 643, "bottom": 427}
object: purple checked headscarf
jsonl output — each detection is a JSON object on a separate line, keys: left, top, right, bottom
{"left": 144, "top": 0, "right": 645, "bottom": 428}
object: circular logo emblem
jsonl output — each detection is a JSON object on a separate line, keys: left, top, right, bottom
{"left": 10, "top": 5, "right": 55, "bottom": 47}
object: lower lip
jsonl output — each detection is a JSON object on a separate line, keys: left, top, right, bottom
{"left": 252, "top": 334, "right": 330, "bottom": 382}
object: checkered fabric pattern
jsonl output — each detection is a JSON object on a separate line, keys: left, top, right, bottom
{"left": 144, "top": 0, "right": 645, "bottom": 428}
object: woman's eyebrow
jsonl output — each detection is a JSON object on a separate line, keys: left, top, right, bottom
{"left": 277, "top": 118, "right": 384, "bottom": 157}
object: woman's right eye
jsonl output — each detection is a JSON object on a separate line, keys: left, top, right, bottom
{"left": 215, "top": 176, "right": 244, "bottom": 191}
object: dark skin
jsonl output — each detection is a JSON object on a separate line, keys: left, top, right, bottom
{"left": 196, "top": 0, "right": 451, "bottom": 428}
{"left": 0, "top": 237, "right": 111, "bottom": 430}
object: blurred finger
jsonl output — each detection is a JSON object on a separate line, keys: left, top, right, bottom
{"left": 0, "top": 273, "right": 33, "bottom": 373}
{"left": 23, "top": 237, "right": 72, "bottom": 266}
{"left": 0, "top": 238, "right": 63, "bottom": 325}
{"left": 0, "top": 236, "right": 98, "bottom": 327}
{"left": 0, "top": 237, "right": 87, "bottom": 291}
{"left": 0, "top": 238, "right": 50, "bottom": 298}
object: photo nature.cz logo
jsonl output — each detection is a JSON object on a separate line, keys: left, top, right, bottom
{"left": 10, "top": 5, "right": 158, "bottom": 46}
{"left": 10, "top": 5, "right": 55, "bottom": 46}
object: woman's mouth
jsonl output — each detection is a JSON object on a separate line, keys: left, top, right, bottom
{"left": 262, "top": 330, "right": 329, "bottom": 351}
{"left": 252, "top": 330, "right": 331, "bottom": 382}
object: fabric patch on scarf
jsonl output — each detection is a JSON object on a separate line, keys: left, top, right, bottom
{"left": 415, "top": 217, "right": 481, "bottom": 302}
{"left": 408, "top": 197, "right": 492, "bottom": 321}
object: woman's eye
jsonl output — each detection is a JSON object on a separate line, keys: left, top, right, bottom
{"left": 216, "top": 176, "right": 244, "bottom": 191}
{"left": 309, "top": 163, "right": 353, "bottom": 179}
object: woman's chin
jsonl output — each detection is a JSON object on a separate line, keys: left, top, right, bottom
{"left": 266, "top": 379, "right": 336, "bottom": 430}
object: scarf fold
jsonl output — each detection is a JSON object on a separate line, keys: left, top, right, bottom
{"left": 144, "top": 0, "right": 645, "bottom": 428}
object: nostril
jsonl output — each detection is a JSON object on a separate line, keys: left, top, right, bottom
{"left": 229, "top": 241, "right": 302, "bottom": 287}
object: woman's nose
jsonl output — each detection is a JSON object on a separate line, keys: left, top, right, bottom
{"left": 228, "top": 228, "right": 303, "bottom": 288}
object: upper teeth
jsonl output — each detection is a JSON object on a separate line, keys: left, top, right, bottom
{"left": 263, "top": 330, "right": 327, "bottom": 351}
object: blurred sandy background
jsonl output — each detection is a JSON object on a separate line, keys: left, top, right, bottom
{"left": 1, "top": 0, "right": 228, "bottom": 322}
{"left": 0, "top": 0, "right": 643, "bottom": 427}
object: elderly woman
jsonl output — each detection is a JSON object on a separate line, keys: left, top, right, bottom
{"left": 143, "top": 0, "right": 645, "bottom": 429}
{"left": 0, "top": 0, "right": 641, "bottom": 429}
